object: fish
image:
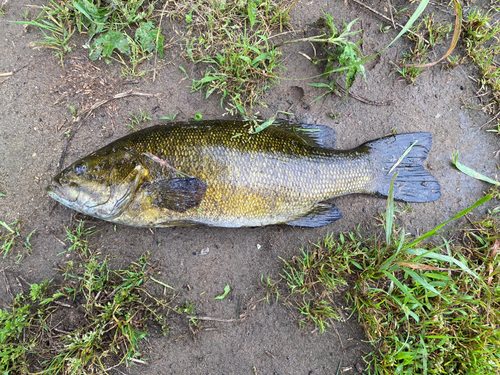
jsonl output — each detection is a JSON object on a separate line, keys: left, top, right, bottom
{"left": 47, "top": 120, "right": 441, "bottom": 228}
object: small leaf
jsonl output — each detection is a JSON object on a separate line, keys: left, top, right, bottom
{"left": 308, "top": 83, "right": 332, "bottom": 88}
{"left": 135, "top": 21, "right": 164, "bottom": 57}
{"left": 89, "top": 31, "right": 130, "bottom": 60}
{"left": 214, "top": 284, "right": 230, "bottom": 300}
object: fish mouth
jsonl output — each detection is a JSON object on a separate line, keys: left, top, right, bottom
{"left": 46, "top": 178, "right": 80, "bottom": 204}
{"left": 46, "top": 180, "right": 61, "bottom": 200}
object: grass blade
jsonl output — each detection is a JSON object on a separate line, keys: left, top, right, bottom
{"left": 404, "top": 194, "right": 492, "bottom": 248}
{"left": 382, "top": 270, "right": 422, "bottom": 309}
{"left": 403, "top": 268, "right": 449, "bottom": 302}
{"left": 453, "top": 152, "right": 500, "bottom": 186}
{"left": 385, "top": 172, "right": 398, "bottom": 246}
{"left": 405, "top": 248, "right": 479, "bottom": 279}
{"left": 388, "top": 141, "right": 418, "bottom": 175}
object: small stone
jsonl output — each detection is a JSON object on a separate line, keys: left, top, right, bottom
{"left": 200, "top": 248, "right": 209, "bottom": 255}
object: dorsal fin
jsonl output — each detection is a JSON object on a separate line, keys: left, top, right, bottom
{"left": 268, "top": 121, "right": 337, "bottom": 149}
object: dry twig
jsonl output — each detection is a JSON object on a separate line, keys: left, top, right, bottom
{"left": 186, "top": 315, "right": 246, "bottom": 323}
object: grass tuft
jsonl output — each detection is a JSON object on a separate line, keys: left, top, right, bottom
{"left": 1, "top": 222, "right": 175, "bottom": 374}
{"left": 395, "top": 13, "right": 453, "bottom": 84}
{"left": 269, "top": 189, "right": 500, "bottom": 372}
{"left": 0, "top": 220, "right": 21, "bottom": 258}
{"left": 162, "top": 0, "right": 295, "bottom": 116}
{"left": 462, "top": 7, "right": 500, "bottom": 118}
{"left": 15, "top": 0, "right": 164, "bottom": 73}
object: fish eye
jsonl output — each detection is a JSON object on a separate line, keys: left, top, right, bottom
{"left": 73, "top": 164, "right": 86, "bottom": 175}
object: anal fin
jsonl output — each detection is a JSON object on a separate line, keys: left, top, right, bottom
{"left": 286, "top": 203, "right": 342, "bottom": 227}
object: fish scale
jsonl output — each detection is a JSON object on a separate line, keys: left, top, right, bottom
{"left": 117, "top": 124, "right": 371, "bottom": 226}
{"left": 47, "top": 120, "right": 440, "bottom": 228}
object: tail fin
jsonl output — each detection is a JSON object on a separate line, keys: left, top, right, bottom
{"left": 367, "top": 133, "right": 441, "bottom": 203}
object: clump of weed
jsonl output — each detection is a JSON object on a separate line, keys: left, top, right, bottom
{"left": 16, "top": 0, "right": 164, "bottom": 73}
{"left": 163, "top": 0, "right": 295, "bottom": 116}
{"left": 263, "top": 234, "right": 367, "bottom": 333}
{"left": 0, "top": 222, "right": 175, "bottom": 374}
{"left": 56, "top": 219, "right": 97, "bottom": 258}
{"left": 0, "top": 220, "right": 21, "bottom": 258}
{"left": 271, "top": 187, "right": 500, "bottom": 372}
{"left": 175, "top": 300, "right": 196, "bottom": 315}
{"left": 462, "top": 7, "right": 500, "bottom": 118}
{"left": 396, "top": 13, "right": 453, "bottom": 84}
{"left": 0, "top": 219, "right": 36, "bottom": 262}
{"left": 125, "top": 109, "right": 151, "bottom": 131}
{"left": 288, "top": 13, "right": 366, "bottom": 102}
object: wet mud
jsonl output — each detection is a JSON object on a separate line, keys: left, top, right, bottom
{"left": 0, "top": 0, "right": 498, "bottom": 374}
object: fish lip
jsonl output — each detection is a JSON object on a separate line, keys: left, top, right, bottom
{"left": 46, "top": 180, "right": 61, "bottom": 199}
{"left": 46, "top": 178, "right": 80, "bottom": 203}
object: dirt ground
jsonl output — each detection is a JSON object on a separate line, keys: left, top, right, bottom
{"left": 1, "top": 0, "right": 499, "bottom": 374}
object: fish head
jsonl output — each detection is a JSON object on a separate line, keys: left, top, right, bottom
{"left": 47, "top": 148, "right": 148, "bottom": 220}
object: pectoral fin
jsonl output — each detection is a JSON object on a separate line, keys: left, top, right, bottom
{"left": 286, "top": 203, "right": 342, "bottom": 227}
{"left": 149, "top": 178, "right": 207, "bottom": 213}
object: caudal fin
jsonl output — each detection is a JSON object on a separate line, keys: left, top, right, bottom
{"left": 367, "top": 133, "right": 441, "bottom": 203}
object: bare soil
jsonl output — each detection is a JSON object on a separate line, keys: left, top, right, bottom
{"left": 1, "top": 1, "right": 498, "bottom": 374}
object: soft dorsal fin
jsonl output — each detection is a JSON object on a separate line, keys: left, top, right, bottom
{"left": 148, "top": 177, "right": 207, "bottom": 213}
{"left": 269, "top": 121, "right": 337, "bottom": 149}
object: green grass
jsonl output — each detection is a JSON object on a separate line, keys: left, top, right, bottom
{"left": 125, "top": 109, "right": 152, "bottom": 131}
{"left": 175, "top": 300, "right": 196, "bottom": 315}
{"left": 0, "top": 220, "right": 21, "bottom": 258}
{"left": 0, "top": 220, "right": 36, "bottom": 262}
{"left": 285, "top": 13, "right": 366, "bottom": 100}
{"left": 0, "top": 221, "right": 176, "bottom": 374}
{"left": 462, "top": 7, "right": 500, "bottom": 119}
{"left": 15, "top": 0, "right": 164, "bottom": 73}
{"left": 163, "top": 2, "right": 372, "bottom": 116}
{"left": 268, "top": 188, "right": 500, "bottom": 373}
{"left": 60, "top": 219, "right": 95, "bottom": 256}
{"left": 15, "top": 1, "right": 438, "bottom": 117}
{"left": 395, "top": 13, "right": 452, "bottom": 84}
{"left": 163, "top": 0, "right": 294, "bottom": 116}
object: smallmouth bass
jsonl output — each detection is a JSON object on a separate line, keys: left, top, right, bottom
{"left": 47, "top": 121, "right": 440, "bottom": 227}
